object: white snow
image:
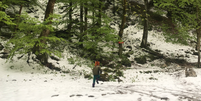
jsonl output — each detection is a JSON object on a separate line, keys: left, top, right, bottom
{"left": 1, "top": 27, "right": 201, "bottom": 101}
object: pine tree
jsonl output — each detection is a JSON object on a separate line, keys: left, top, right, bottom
{"left": 4, "top": 0, "right": 65, "bottom": 65}
{"left": 118, "top": 0, "right": 127, "bottom": 58}
{"left": 32, "top": 0, "right": 57, "bottom": 65}
{"left": 0, "top": 2, "right": 15, "bottom": 26}
{"left": 156, "top": 0, "right": 201, "bottom": 68}
{"left": 50, "top": 0, "right": 118, "bottom": 64}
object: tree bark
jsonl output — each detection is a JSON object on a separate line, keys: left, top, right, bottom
{"left": 79, "top": 1, "right": 84, "bottom": 48}
{"left": 141, "top": 0, "right": 148, "bottom": 48}
{"left": 43, "top": 0, "right": 56, "bottom": 23}
{"left": 84, "top": 2, "right": 88, "bottom": 31}
{"left": 98, "top": 0, "right": 102, "bottom": 28}
{"left": 33, "top": 0, "right": 56, "bottom": 65}
{"left": 14, "top": 4, "right": 23, "bottom": 34}
{"left": 80, "top": 2, "right": 83, "bottom": 33}
{"left": 67, "top": 0, "right": 72, "bottom": 33}
{"left": 196, "top": 3, "right": 201, "bottom": 68}
{"left": 118, "top": 0, "right": 127, "bottom": 58}
{"left": 196, "top": 29, "right": 200, "bottom": 68}
{"left": 113, "top": 0, "right": 115, "bottom": 16}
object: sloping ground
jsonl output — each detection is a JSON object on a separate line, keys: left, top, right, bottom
{"left": 1, "top": 27, "right": 201, "bottom": 101}
{"left": 0, "top": 56, "right": 201, "bottom": 101}
{"left": 128, "top": 0, "right": 175, "bottom": 32}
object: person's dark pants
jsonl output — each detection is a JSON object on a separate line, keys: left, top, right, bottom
{"left": 92, "top": 75, "right": 100, "bottom": 87}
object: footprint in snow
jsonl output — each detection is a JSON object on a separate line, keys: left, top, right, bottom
{"left": 51, "top": 94, "right": 59, "bottom": 97}
{"left": 69, "top": 94, "right": 95, "bottom": 98}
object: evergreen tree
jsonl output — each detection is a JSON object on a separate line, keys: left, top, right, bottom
{"left": 56, "top": 0, "right": 118, "bottom": 62}
{"left": 32, "top": 0, "right": 57, "bottom": 65}
{"left": 155, "top": 0, "right": 201, "bottom": 68}
{"left": 5, "top": 0, "right": 65, "bottom": 65}
{"left": 4, "top": 0, "right": 118, "bottom": 68}
{"left": 0, "top": 2, "right": 15, "bottom": 26}
{"left": 118, "top": 0, "right": 127, "bottom": 58}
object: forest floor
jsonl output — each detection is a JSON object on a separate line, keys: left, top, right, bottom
{"left": 0, "top": 56, "right": 201, "bottom": 101}
{"left": 1, "top": 27, "right": 201, "bottom": 101}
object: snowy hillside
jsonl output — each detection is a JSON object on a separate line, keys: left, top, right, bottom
{"left": 1, "top": 0, "right": 201, "bottom": 101}
{"left": 1, "top": 25, "right": 201, "bottom": 101}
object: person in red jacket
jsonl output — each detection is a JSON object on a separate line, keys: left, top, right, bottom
{"left": 92, "top": 61, "right": 102, "bottom": 87}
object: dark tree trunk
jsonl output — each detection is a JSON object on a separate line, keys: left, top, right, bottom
{"left": 141, "top": 0, "right": 148, "bottom": 48}
{"left": 14, "top": 4, "right": 23, "bottom": 36}
{"left": 79, "top": 1, "right": 84, "bottom": 48}
{"left": 33, "top": 0, "right": 56, "bottom": 65}
{"left": 80, "top": 2, "right": 83, "bottom": 33}
{"left": 113, "top": 0, "right": 115, "bottom": 16}
{"left": 196, "top": 28, "right": 200, "bottom": 68}
{"left": 92, "top": 2, "right": 95, "bottom": 25}
{"left": 98, "top": 0, "right": 102, "bottom": 28}
{"left": 43, "top": 0, "right": 56, "bottom": 22}
{"left": 84, "top": 2, "right": 88, "bottom": 31}
{"left": 118, "top": 0, "right": 127, "bottom": 58}
{"left": 67, "top": 0, "right": 73, "bottom": 33}
{"left": 196, "top": 4, "right": 201, "bottom": 68}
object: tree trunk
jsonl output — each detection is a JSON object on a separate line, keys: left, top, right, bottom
{"left": 92, "top": 2, "right": 95, "bottom": 25}
{"left": 43, "top": 0, "right": 56, "bottom": 23}
{"left": 118, "top": 0, "right": 127, "bottom": 58}
{"left": 113, "top": 0, "right": 115, "bottom": 16}
{"left": 80, "top": 2, "right": 83, "bottom": 33}
{"left": 98, "top": 0, "right": 102, "bottom": 28}
{"left": 14, "top": 4, "right": 23, "bottom": 36}
{"left": 19, "top": 4, "right": 23, "bottom": 15}
{"left": 196, "top": 29, "right": 200, "bottom": 68}
{"left": 141, "top": 0, "right": 148, "bottom": 48}
{"left": 33, "top": 0, "right": 56, "bottom": 65}
{"left": 196, "top": 4, "right": 201, "bottom": 68}
{"left": 79, "top": 1, "right": 84, "bottom": 48}
{"left": 67, "top": 0, "right": 72, "bottom": 33}
{"left": 84, "top": 2, "right": 88, "bottom": 31}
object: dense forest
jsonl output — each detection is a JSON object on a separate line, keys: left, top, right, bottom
{"left": 0, "top": 0, "right": 201, "bottom": 80}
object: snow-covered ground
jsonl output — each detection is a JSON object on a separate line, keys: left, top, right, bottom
{"left": 0, "top": 56, "right": 201, "bottom": 101}
{"left": 1, "top": 27, "right": 201, "bottom": 101}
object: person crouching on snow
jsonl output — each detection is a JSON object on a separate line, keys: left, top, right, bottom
{"left": 92, "top": 61, "right": 102, "bottom": 87}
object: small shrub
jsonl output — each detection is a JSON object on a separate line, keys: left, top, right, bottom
{"left": 67, "top": 58, "right": 75, "bottom": 64}
{"left": 108, "top": 75, "right": 115, "bottom": 82}
{"left": 10, "top": 65, "right": 14, "bottom": 69}
{"left": 134, "top": 55, "right": 147, "bottom": 64}
{"left": 62, "top": 69, "right": 70, "bottom": 74}
{"left": 99, "top": 73, "right": 109, "bottom": 81}
{"left": 84, "top": 74, "right": 93, "bottom": 80}
{"left": 132, "top": 78, "right": 135, "bottom": 83}
{"left": 144, "top": 70, "right": 152, "bottom": 74}
{"left": 149, "top": 77, "right": 158, "bottom": 80}
{"left": 103, "top": 68, "right": 113, "bottom": 72}
{"left": 61, "top": 74, "right": 65, "bottom": 77}
{"left": 116, "top": 70, "right": 124, "bottom": 77}
{"left": 121, "top": 56, "right": 131, "bottom": 67}
{"left": 151, "top": 64, "right": 155, "bottom": 66}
